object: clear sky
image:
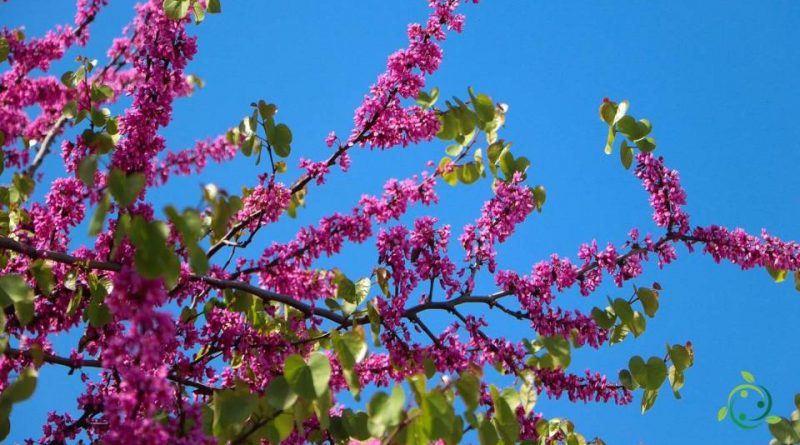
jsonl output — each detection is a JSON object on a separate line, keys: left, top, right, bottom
{"left": 3, "top": 1, "right": 800, "bottom": 444}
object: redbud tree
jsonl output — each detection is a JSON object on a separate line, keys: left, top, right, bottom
{"left": 0, "top": 1, "right": 798, "bottom": 444}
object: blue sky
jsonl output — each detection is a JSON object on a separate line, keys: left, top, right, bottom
{"left": 3, "top": 1, "right": 800, "bottom": 443}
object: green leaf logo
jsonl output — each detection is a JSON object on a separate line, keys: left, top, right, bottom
{"left": 719, "top": 371, "right": 773, "bottom": 429}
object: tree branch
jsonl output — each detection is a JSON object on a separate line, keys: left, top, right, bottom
{"left": 25, "top": 116, "right": 68, "bottom": 177}
{"left": 4, "top": 347, "right": 217, "bottom": 395}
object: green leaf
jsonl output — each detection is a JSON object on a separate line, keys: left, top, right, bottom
{"left": 519, "top": 377, "right": 537, "bottom": 416}
{"left": 648, "top": 357, "right": 668, "bottom": 390}
{"left": 609, "top": 324, "right": 630, "bottom": 344}
{"left": 454, "top": 104, "right": 477, "bottom": 137}
{"left": 210, "top": 195, "right": 243, "bottom": 240}
{"left": 332, "top": 331, "right": 367, "bottom": 366}
{"left": 127, "top": 216, "right": 180, "bottom": 287}
{"left": 741, "top": 370, "right": 755, "bottom": 383}
{"left": 269, "top": 123, "right": 292, "bottom": 157}
{"left": 591, "top": 307, "right": 616, "bottom": 330}
{"left": 514, "top": 156, "right": 531, "bottom": 177}
{"left": 532, "top": 185, "right": 546, "bottom": 210}
{"left": 497, "top": 148, "right": 516, "bottom": 180}
{"left": 637, "top": 287, "right": 659, "bottom": 317}
{"left": 284, "top": 353, "right": 331, "bottom": 401}
{"left": 86, "top": 277, "right": 111, "bottom": 328}
{"left": 669, "top": 345, "right": 692, "bottom": 371}
{"left": 616, "top": 115, "right": 646, "bottom": 140}
{"left": 422, "top": 389, "right": 454, "bottom": 441}
{"left": 439, "top": 157, "right": 458, "bottom": 186}
{"left": 604, "top": 126, "right": 616, "bottom": 155}
{"left": 612, "top": 298, "right": 634, "bottom": 326}
{"left": 91, "top": 85, "right": 114, "bottom": 102}
{"left": 717, "top": 406, "right": 728, "bottom": 421}
{"left": 768, "top": 267, "right": 788, "bottom": 283}
{"left": 367, "top": 385, "right": 404, "bottom": 437}
{"left": 165, "top": 207, "right": 208, "bottom": 274}
{"left": 88, "top": 193, "right": 110, "bottom": 236}
{"left": 436, "top": 111, "right": 459, "bottom": 141}
{"left": 613, "top": 100, "right": 629, "bottom": 125}
{"left": 353, "top": 278, "right": 371, "bottom": 304}
{"left": 89, "top": 107, "right": 109, "bottom": 127}
{"left": 0, "top": 417, "right": 8, "bottom": 441}
{"left": 456, "top": 371, "right": 481, "bottom": 411}
{"left": 635, "top": 136, "right": 657, "bottom": 152}
{"left": 84, "top": 130, "right": 115, "bottom": 153}
{"left": 620, "top": 140, "right": 634, "bottom": 169}
{"left": 342, "top": 409, "right": 370, "bottom": 440}
{"left": 108, "top": 169, "right": 145, "bottom": 208}
{"left": 0, "top": 37, "right": 9, "bottom": 63}
{"left": 106, "top": 118, "right": 119, "bottom": 137}
{"left": 334, "top": 272, "right": 357, "bottom": 304}
{"left": 207, "top": 0, "right": 222, "bottom": 13}
{"left": 416, "top": 87, "right": 439, "bottom": 109}
{"left": 30, "top": 260, "right": 54, "bottom": 297}
{"left": 192, "top": 2, "right": 205, "bottom": 23}
{"left": 265, "top": 376, "right": 298, "bottom": 410}
{"left": 471, "top": 93, "right": 495, "bottom": 123}
{"left": 477, "top": 415, "right": 499, "bottom": 445}
{"left": 212, "top": 382, "right": 257, "bottom": 437}
{"left": 367, "top": 300, "right": 382, "bottom": 346}
{"left": 458, "top": 162, "right": 480, "bottom": 185}
{"left": 490, "top": 385, "right": 519, "bottom": 444}
{"left": 162, "top": 0, "right": 190, "bottom": 20}
{"left": 619, "top": 369, "right": 639, "bottom": 391}
{"left": 445, "top": 144, "right": 462, "bottom": 157}
{"left": 308, "top": 352, "right": 332, "bottom": 397}
{"left": 539, "top": 335, "right": 571, "bottom": 370}
{"left": 668, "top": 366, "right": 685, "bottom": 398}
{"left": 641, "top": 388, "right": 659, "bottom": 414}
{"left": 599, "top": 100, "right": 616, "bottom": 125}
{"left": 77, "top": 155, "right": 98, "bottom": 187}
{"left": 768, "top": 417, "right": 800, "bottom": 444}
{"left": 264, "top": 412, "right": 294, "bottom": 444}
{"left": 0, "top": 275, "right": 34, "bottom": 326}
{"left": 630, "top": 357, "right": 668, "bottom": 390}
{"left": 4, "top": 368, "right": 37, "bottom": 402}
{"left": 332, "top": 330, "right": 367, "bottom": 398}
{"left": 12, "top": 173, "right": 34, "bottom": 200}
{"left": 630, "top": 311, "right": 646, "bottom": 337}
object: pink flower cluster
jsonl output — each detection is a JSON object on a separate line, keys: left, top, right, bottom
{"left": 533, "top": 368, "right": 632, "bottom": 405}
{"left": 349, "top": 0, "right": 475, "bottom": 149}
{"left": 692, "top": 226, "right": 800, "bottom": 271}
{"left": 0, "top": 0, "right": 107, "bottom": 165}
{"left": 635, "top": 153, "right": 690, "bottom": 234}
{"left": 248, "top": 173, "right": 438, "bottom": 304}
{"left": 157, "top": 135, "right": 239, "bottom": 184}
{"left": 110, "top": 1, "right": 196, "bottom": 183}
{"left": 460, "top": 173, "right": 535, "bottom": 275}
{"left": 235, "top": 175, "right": 292, "bottom": 231}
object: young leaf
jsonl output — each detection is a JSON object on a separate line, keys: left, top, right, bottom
{"left": 108, "top": 169, "right": 145, "bottom": 208}
{"left": 163, "top": 0, "right": 191, "bottom": 20}
{"left": 88, "top": 193, "right": 110, "bottom": 236}
{"left": 207, "top": 0, "right": 222, "bottom": 13}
